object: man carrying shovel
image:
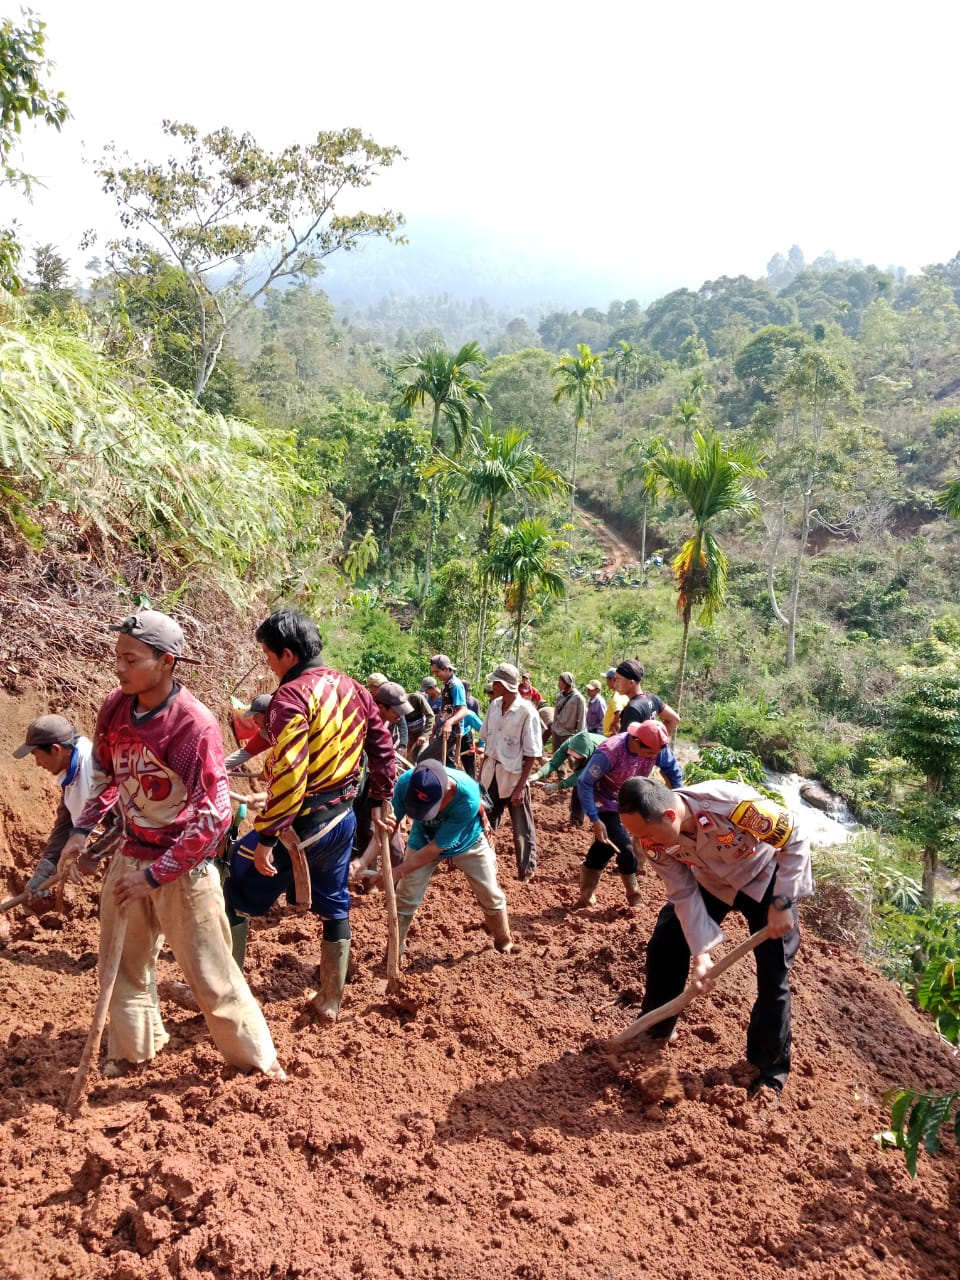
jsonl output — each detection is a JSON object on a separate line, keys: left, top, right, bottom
{"left": 225, "top": 609, "right": 395, "bottom": 1023}
{"left": 616, "top": 776, "right": 813, "bottom": 1102}
{"left": 10, "top": 715, "right": 122, "bottom": 909}
{"left": 60, "top": 610, "right": 283, "bottom": 1080}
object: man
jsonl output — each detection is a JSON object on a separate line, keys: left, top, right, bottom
{"left": 617, "top": 776, "right": 813, "bottom": 1102}
{"left": 518, "top": 672, "right": 543, "bottom": 705}
{"left": 584, "top": 679, "right": 607, "bottom": 734}
{"left": 428, "top": 654, "right": 468, "bottom": 767}
{"left": 613, "top": 659, "right": 680, "bottom": 735}
{"left": 61, "top": 610, "right": 283, "bottom": 1080}
{"left": 480, "top": 662, "right": 543, "bottom": 881}
{"left": 535, "top": 728, "right": 604, "bottom": 828}
{"left": 421, "top": 676, "right": 442, "bottom": 718}
{"left": 460, "top": 680, "right": 483, "bottom": 779}
{"left": 552, "top": 672, "right": 586, "bottom": 751}
{"left": 575, "top": 720, "right": 682, "bottom": 909}
{"left": 226, "top": 608, "right": 396, "bottom": 1022}
{"left": 12, "top": 715, "right": 100, "bottom": 903}
{"left": 602, "top": 668, "right": 627, "bottom": 737}
{"left": 375, "top": 759, "right": 514, "bottom": 958}
{"left": 224, "top": 694, "right": 272, "bottom": 773}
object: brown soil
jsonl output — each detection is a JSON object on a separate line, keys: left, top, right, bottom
{"left": 0, "top": 698, "right": 958, "bottom": 1280}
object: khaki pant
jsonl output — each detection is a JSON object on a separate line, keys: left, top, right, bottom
{"left": 100, "top": 854, "right": 277, "bottom": 1072}
{"left": 394, "top": 835, "right": 507, "bottom": 917}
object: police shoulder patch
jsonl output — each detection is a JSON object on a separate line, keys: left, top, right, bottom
{"left": 695, "top": 811, "right": 713, "bottom": 830}
{"left": 730, "top": 799, "right": 793, "bottom": 849}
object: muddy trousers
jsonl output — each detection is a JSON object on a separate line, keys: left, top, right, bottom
{"left": 583, "top": 811, "right": 637, "bottom": 874}
{"left": 486, "top": 777, "right": 537, "bottom": 879}
{"left": 640, "top": 876, "right": 800, "bottom": 1089}
{"left": 394, "top": 834, "right": 507, "bottom": 919}
{"left": 100, "top": 854, "right": 277, "bottom": 1072}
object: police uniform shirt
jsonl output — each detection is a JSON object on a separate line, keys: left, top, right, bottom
{"left": 641, "top": 781, "right": 814, "bottom": 956}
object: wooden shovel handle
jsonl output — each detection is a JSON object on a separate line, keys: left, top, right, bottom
{"left": 605, "top": 925, "right": 773, "bottom": 1052}
{"left": 0, "top": 869, "right": 64, "bottom": 914}
{"left": 379, "top": 802, "right": 401, "bottom": 995}
{"left": 66, "top": 915, "right": 128, "bottom": 1115}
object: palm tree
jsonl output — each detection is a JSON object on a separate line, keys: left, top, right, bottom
{"left": 646, "top": 429, "right": 765, "bottom": 710}
{"left": 396, "top": 341, "right": 489, "bottom": 594}
{"left": 609, "top": 339, "right": 642, "bottom": 467}
{"left": 425, "top": 420, "right": 566, "bottom": 677}
{"left": 620, "top": 432, "right": 669, "bottom": 574}
{"left": 486, "top": 518, "right": 568, "bottom": 665}
{"left": 551, "top": 344, "right": 613, "bottom": 515}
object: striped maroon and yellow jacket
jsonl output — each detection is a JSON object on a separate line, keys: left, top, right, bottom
{"left": 253, "top": 660, "right": 395, "bottom": 844}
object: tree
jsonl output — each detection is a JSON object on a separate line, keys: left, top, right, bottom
{"left": 91, "top": 120, "right": 403, "bottom": 402}
{"left": 609, "top": 339, "right": 644, "bottom": 466}
{"left": 891, "top": 641, "right": 960, "bottom": 905}
{"left": 486, "top": 518, "right": 567, "bottom": 664}
{"left": 396, "top": 340, "right": 489, "bottom": 595}
{"left": 620, "top": 432, "right": 669, "bottom": 572}
{"left": 755, "top": 343, "right": 861, "bottom": 666}
{"left": 645, "top": 429, "right": 765, "bottom": 710}
{"left": 425, "top": 420, "right": 566, "bottom": 676}
{"left": 551, "top": 343, "right": 613, "bottom": 515}
{"left": 0, "top": 12, "right": 69, "bottom": 290}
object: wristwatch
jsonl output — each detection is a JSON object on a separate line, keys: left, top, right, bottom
{"left": 771, "top": 895, "right": 794, "bottom": 911}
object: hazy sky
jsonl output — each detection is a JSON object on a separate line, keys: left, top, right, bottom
{"left": 6, "top": 0, "right": 957, "bottom": 302}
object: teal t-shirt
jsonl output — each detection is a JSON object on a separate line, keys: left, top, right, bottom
{"left": 394, "top": 766, "right": 484, "bottom": 859}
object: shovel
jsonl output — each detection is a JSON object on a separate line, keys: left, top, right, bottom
{"left": 66, "top": 913, "right": 128, "bottom": 1115}
{"left": 379, "top": 802, "right": 401, "bottom": 995}
{"left": 605, "top": 925, "right": 773, "bottom": 1052}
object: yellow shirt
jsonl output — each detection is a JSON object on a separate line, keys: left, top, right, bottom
{"left": 603, "top": 692, "right": 628, "bottom": 736}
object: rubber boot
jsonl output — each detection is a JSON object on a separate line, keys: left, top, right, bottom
{"left": 310, "top": 938, "right": 350, "bottom": 1023}
{"left": 576, "top": 866, "right": 604, "bottom": 908}
{"left": 620, "top": 873, "right": 643, "bottom": 908}
{"left": 485, "top": 908, "right": 515, "bottom": 953}
{"left": 230, "top": 918, "right": 249, "bottom": 969}
{"left": 397, "top": 913, "right": 415, "bottom": 958}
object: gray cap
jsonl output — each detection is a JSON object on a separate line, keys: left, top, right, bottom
{"left": 110, "top": 610, "right": 199, "bottom": 663}
{"left": 606, "top": 668, "right": 617, "bottom": 680}
{"left": 247, "top": 694, "right": 272, "bottom": 717}
{"left": 375, "top": 681, "right": 414, "bottom": 715}
{"left": 488, "top": 662, "right": 520, "bottom": 693}
{"left": 13, "top": 714, "right": 78, "bottom": 758}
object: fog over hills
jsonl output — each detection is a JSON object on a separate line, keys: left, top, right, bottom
{"left": 315, "top": 215, "right": 680, "bottom": 315}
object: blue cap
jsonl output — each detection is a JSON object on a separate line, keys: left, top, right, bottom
{"left": 404, "top": 759, "right": 448, "bottom": 820}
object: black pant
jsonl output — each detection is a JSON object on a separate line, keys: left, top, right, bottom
{"left": 641, "top": 876, "right": 799, "bottom": 1088}
{"left": 583, "top": 811, "right": 636, "bottom": 874}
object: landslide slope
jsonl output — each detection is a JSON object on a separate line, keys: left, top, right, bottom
{"left": 0, "top": 693, "right": 957, "bottom": 1280}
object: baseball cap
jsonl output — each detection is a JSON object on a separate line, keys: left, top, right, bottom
{"left": 403, "top": 759, "right": 449, "bottom": 821}
{"left": 559, "top": 671, "right": 575, "bottom": 686}
{"left": 421, "top": 676, "right": 439, "bottom": 690}
{"left": 488, "top": 662, "right": 520, "bottom": 693}
{"left": 586, "top": 679, "right": 602, "bottom": 692}
{"left": 109, "top": 610, "right": 200, "bottom": 663}
{"left": 615, "top": 659, "right": 645, "bottom": 682}
{"left": 366, "top": 671, "right": 388, "bottom": 689}
{"left": 429, "top": 654, "right": 452, "bottom": 671}
{"left": 375, "top": 681, "right": 414, "bottom": 715}
{"left": 605, "top": 668, "right": 617, "bottom": 679}
{"left": 247, "top": 694, "right": 272, "bottom": 717}
{"left": 627, "top": 720, "right": 670, "bottom": 749}
{"left": 13, "top": 714, "right": 78, "bottom": 758}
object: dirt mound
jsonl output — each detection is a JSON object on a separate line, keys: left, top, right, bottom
{"left": 0, "top": 699, "right": 957, "bottom": 1280}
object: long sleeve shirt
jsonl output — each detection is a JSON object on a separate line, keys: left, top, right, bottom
{"left": 553, "top": 689, "right": 586, "bottom": 740}
{"left": 642, "top": 781, "right": 814, "bottom": 956}
{"left": 75, "top": 685, "right": 231, "bottom": 886}
{"left": 535, "top": 730, "right": 604, "bottom": 788}
{"left": 254, "top": 659, "right": 395, "bottom": 846}
{"left": 576, "top": 732, "right": 683, "bottom": 821}
{"left": 585, "top": 693, "right": 607, "bottom": 734}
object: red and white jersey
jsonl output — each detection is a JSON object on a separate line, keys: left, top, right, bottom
{"left": 76, "top": 684, "right": 231, "bottom": 885}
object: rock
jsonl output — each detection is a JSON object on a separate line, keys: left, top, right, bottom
{"left": 799, "top": 780, "right": 842, "bottom": 813}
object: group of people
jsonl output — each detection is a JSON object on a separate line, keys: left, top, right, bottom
{"left": 12, "top": 609, "right": 813, "bottom": 1103}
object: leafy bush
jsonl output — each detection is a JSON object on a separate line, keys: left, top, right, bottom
{"left": 883, "top": 1088, "right": 959, "bottom": 1178}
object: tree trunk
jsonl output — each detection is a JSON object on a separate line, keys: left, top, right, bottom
{"left": 569, "top": 421, "right": 580, "bottom": 518}
{"left": 785, "top": 485, "right": 815, "bottom": 668}
{"left": 640, "top": 504, "right": 648, "bottom": 577}
{"left": 675, "top": 609, "right": 692, "bottom": 711}
{"left": 921, "top": 844, "right": 938, "bottom": 909}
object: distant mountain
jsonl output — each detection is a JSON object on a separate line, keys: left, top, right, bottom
{"left": 315, "top": 215, "right": 667, "bottom": 313}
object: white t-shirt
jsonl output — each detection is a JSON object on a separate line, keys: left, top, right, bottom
{"left": 61, "top": 736, "right": 94, "bottom": 825}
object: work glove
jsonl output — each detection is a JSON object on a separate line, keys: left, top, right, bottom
{"left": 26, "top": 857, "right": 58, "bottom": 898}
